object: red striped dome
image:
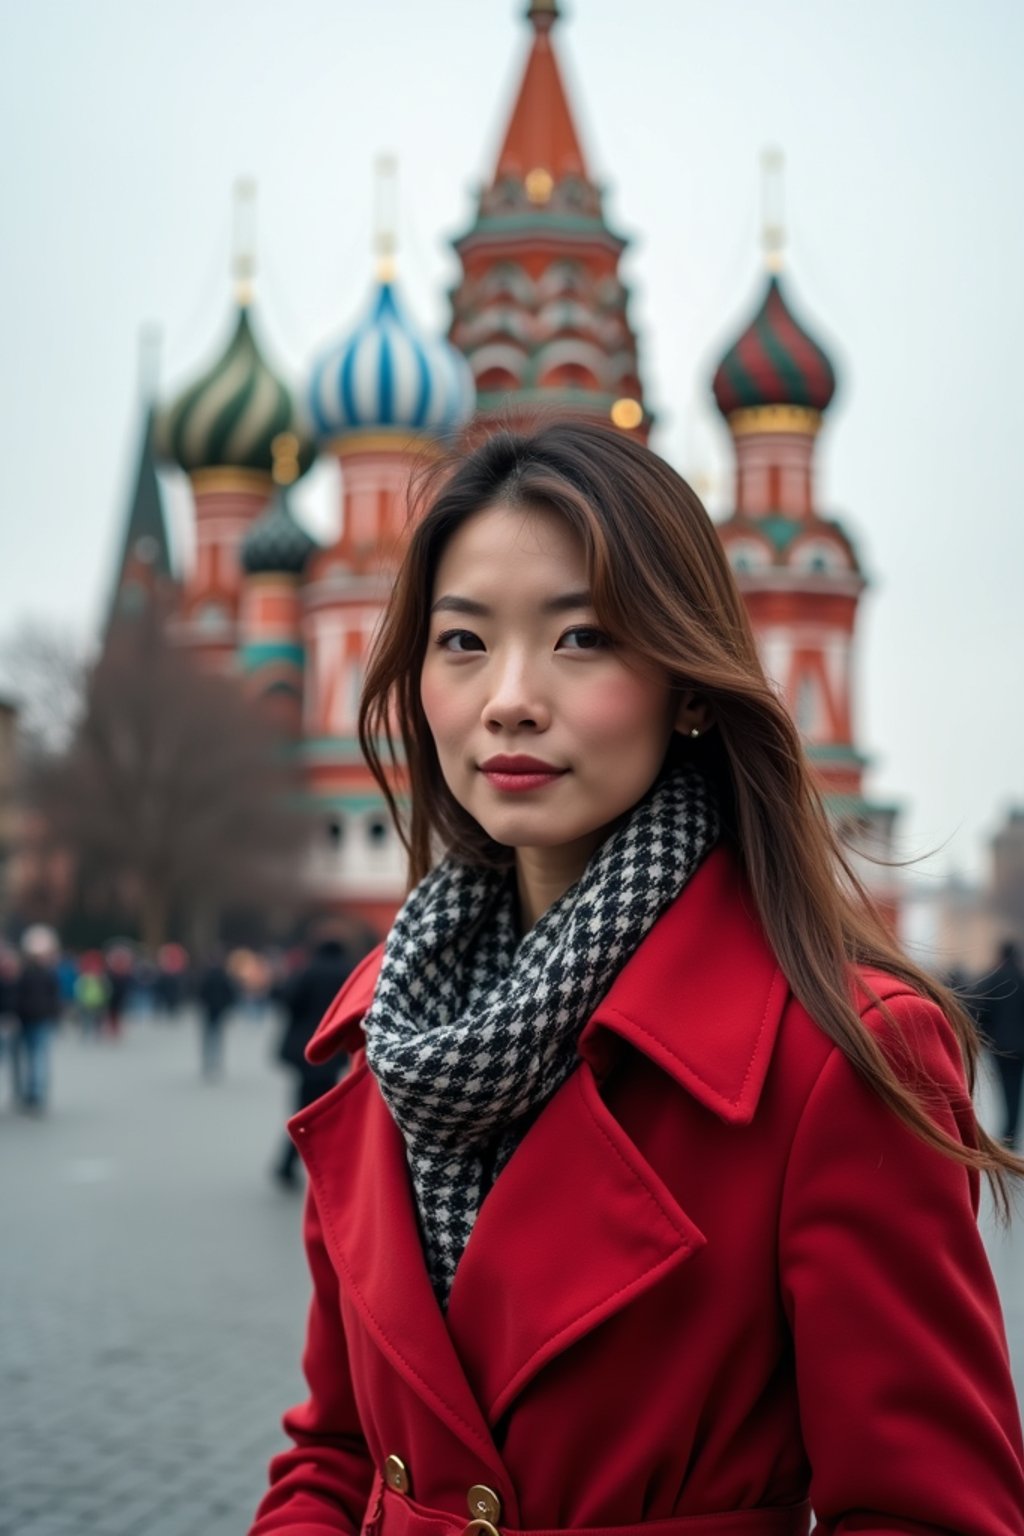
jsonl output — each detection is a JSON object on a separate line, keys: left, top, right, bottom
{"left": 712, "top": 275, "right": 836, "bottom": 418}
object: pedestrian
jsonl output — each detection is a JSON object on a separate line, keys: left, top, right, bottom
{"left": 104, "top": 944, "right": 135, "bottom": 1038}
{"left": 977, "top": 940, "right": 1024, "bottom": 1149}
{"left": 196, "top": 953, "right": 236, "bottom": 1080}
{"left": 74, "top": 952, "right": 110, "bottom": 1038}
{"left": 12, "top": 924, "right": 61, "bottom": 1113}
{"left": 155, "top": 942, "right": 189, "bottom": 1018}
{"left": 0, "top": 941, "right": 19, "bottom": 1107}
{"left": 272, "top": 935, "right": 354, "bottom": 1188}
{"left": 55, "top": 948, "right": 78, "bottom": 1013}
{"left": 250, "top": 421, "right": 1024, "bottom": 1535}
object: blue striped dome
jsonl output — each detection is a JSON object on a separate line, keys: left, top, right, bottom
{"left": 308, "top": 279, "right": 476, "bottom": 441}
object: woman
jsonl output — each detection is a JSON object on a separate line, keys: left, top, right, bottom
{"left": 250, "top": 421, "right": 1024, "bottom": 1536}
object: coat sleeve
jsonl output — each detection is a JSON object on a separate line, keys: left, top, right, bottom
{"left": 249, "top": 1190, "right": 375, "bottom": 1536}
{"left": 778, "top": 991, "right": 1024, "bottom": 1535}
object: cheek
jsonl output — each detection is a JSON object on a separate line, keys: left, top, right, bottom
{"left": 420, "top": 664, "right": 466, "bottom": 749}
{"left": 568, "top": 670, "right": 673, "bottom": 744}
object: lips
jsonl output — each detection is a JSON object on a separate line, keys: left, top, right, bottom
{"left": 479, "top": 755, "right": 568, "bottom": 794}
{"left": 480, "top": 755, "right": 566, "bottom": 774}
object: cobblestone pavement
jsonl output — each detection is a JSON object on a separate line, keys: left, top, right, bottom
{"left": 0, "top": 1010, "right": 309, "bottom": 1536}
{"left": 0, "top": 1010, "right": 1021, "bottom": 1536}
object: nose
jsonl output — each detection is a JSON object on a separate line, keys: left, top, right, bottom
{"left": 482, "top": 648, "right": 551, "bottom": 734}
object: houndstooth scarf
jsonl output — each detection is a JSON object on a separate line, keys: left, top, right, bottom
{"left": 363, "top": 764, "right": 719, "bottom": 1307}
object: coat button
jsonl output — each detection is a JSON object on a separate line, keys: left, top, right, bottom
{"left": 467, "top": 1486, "right": 502, "bottom": 1523}
{"left": 384, "top": 1454, "right": 410, "bottom": 1495}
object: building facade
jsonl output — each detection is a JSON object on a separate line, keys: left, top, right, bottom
{"left": 107, "top": 0, "right": 898, "bottom": 933}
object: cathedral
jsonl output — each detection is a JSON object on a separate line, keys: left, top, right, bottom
{"left": 109, "top": 0, "right": 898, "bottom": 934}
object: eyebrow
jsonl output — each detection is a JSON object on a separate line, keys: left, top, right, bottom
{"left": 431, "top": 590, "right": 594, "bottom": 617}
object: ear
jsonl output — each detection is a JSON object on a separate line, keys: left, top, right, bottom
{"left": 673, "top": 690, "right": 713, "bottom": 740}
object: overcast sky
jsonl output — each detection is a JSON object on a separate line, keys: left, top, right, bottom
{"left": 1, "top": 0, "right": 1021, "bottom": 889}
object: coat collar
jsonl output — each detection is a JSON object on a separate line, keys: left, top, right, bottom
{"left": 306, "top": 845, "right": 788, "bottom": 1127}
{"left": 580, "top": 843, "right": 789, "bottom": 1124}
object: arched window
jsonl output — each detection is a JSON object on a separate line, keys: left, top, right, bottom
{"left": 194, "top": 600, "right": 230, "bottom": 635}
{"left": 790, "top": 539, "right": 848, "bottom": 575}
{"left": 726, "top": 538, "right": 770, "bottom": 574}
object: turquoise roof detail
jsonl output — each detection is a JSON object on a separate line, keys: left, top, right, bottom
{"left": 824, "top": 793, "right": 901, "bottom": 819}
{"left": 240, "top": 640, "right": 305, "bottom": 670}
{"left": 753, "top": 515, "right": 803, "bottom": 553}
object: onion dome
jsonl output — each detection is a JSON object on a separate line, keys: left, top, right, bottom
{"left": 712, "top": 275, "right": 836, "bottom": 420}
{"left": 241, "top": 433, "right": 318, "bottom": 575}
{"left": 241, "top": 488, "right": 317, "bottom": 575}
{"left": 156, "top": 305, "right": 313, "bottom": 477}
{"left": 308, "top": 276, "right": 476, "bottom": 441}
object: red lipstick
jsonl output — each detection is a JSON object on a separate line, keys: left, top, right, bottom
{"left": 479, "top": 754, "right": 568, "bottom": 794}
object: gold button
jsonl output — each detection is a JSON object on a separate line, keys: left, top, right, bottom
{"left": 467, "top": 1486, "right": 502, "bottom": 1523}
{"left": 385, "top": 1454, "right": 410, "bottom": 1494}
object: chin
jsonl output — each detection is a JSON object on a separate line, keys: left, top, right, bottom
{"left": 476, "top": 810, "right": 595, "bottom": 851}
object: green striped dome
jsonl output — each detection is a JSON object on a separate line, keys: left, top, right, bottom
{"left": 156, "top": 306, "right": 313, "bottom": 477}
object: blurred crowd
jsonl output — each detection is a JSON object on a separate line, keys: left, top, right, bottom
{"left": 0, "top": 923, "right": 368, "bottom": 1133}
{"left": 2, "top": 923, "right": 1021, "bottom": 1155}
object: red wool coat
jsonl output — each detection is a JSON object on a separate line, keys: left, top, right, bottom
{"left": 250, "top": 848, "right": 1024, "bottom": 1536}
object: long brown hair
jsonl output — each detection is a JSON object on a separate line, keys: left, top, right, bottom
{"left": 360, "top": 417, "right": 1024, "bottom": 1212}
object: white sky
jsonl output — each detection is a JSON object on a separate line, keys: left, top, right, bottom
{"left": 1, "top": 0, "right": 1021, "bottom": 886}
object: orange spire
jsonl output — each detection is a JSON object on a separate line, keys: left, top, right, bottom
{"left": 492, "top": 1, "right": 589, "bottom": 191}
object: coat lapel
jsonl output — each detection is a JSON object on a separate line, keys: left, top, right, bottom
{"left": 444, "top": 1059, "right": 707, "bottom": 1424}
{"left": 291, "top": 1058, "right": 507, "bottom": 1487}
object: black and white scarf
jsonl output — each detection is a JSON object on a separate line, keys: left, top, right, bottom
{"left": 363, "top": 765, "right": 719, "bottom": 1307}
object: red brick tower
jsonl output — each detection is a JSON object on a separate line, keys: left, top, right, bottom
{"left": 712, "top": 158, "right": 898, "bottom": 911}
{"left": 450, "top": 0, "right": 650, "bottom": 438}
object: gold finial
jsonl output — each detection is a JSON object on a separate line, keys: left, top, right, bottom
{"left": 374, "top": 153, "right": 398, "bottom": 283}
{"left": 271, "top": 432, "right": 300, "bottom": 487}
{"left": 761, "top": 148, "right": 785, "bottom": 274}
{"left": 525, "top": 166, "right": 554, "bottom": 204}
{"left": 233, "top": 177, "right": 258, "bottom": 306}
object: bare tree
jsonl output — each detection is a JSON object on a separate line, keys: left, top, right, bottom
{"left": 32, "top": 609, "right": 311, "bottom": 950}
{"left": 0, "top": 621, "right": 88, "bottom": 759}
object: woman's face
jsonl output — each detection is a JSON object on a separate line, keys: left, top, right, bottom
{"left": 420, "top": 501, "right": 685, "bottom": 859}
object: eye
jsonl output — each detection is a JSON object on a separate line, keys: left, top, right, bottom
{"left": 435, "top": 628, "right": 485, "bottom": 653}
{"left": 557, "top": 626, "right": 612, "bottom": 652}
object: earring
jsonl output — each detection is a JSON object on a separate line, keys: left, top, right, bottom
{"left": 690, "top": 727, "right": 700, "bottom": 739}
